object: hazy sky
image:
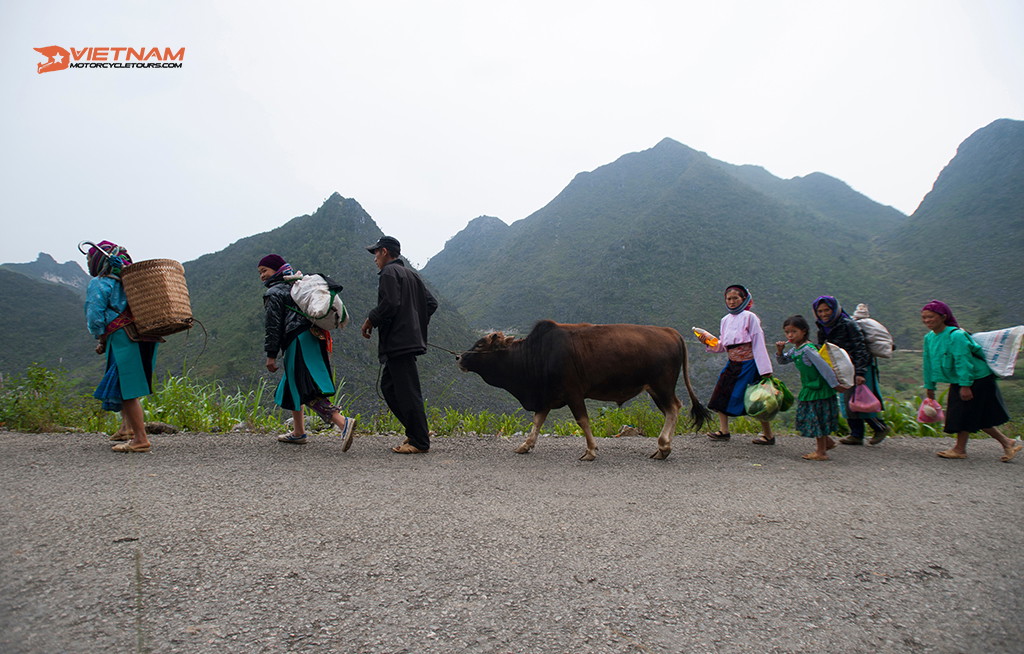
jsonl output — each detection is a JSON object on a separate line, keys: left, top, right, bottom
{"left": 2, "top": 1, "right": 1022, "bottom": 269}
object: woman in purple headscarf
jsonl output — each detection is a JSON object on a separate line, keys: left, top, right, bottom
{"left": 813, "top": 295, "right": 889, "bottom": 445}
{"left": 921, "top": 300, "right": 1020, "bottom": 461}
{"left": 258, "top": 254, "right": 357, "bottom": 449}
{"left": 83, "top": 240, "right": 158, "bottom": 453}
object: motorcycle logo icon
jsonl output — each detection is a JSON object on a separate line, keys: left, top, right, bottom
{"left": 35, "top": 46, "right": 70, "bottom": 74}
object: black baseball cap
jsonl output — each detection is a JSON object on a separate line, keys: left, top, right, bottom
{"left": 366, "top": 235, "right": 401, "bottom": 254}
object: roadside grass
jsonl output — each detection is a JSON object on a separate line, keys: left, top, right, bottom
{"left": 0, "top": 364, "right": 1018, "bottom": 439}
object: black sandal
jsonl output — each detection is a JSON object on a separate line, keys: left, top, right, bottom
{"left": 752, "top": 435, "right": 776, "bottom": 445}
{"left": 706, "top": 431, "right": 731, "bottom": 441}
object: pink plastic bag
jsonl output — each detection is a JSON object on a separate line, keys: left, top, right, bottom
{"left": 917, "top": 398, "right": 945, "bottom": 424}
{"left": 848, "top": 385, "right": 882, "bottom": 413}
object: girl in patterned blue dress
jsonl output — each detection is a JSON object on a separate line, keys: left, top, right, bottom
{"left": 775, "top": 315, "right": 845, "bottom": 461}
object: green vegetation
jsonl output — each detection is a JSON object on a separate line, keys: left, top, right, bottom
{"left": 423, "top": 137, "right": 900, "bottom": 343}
{"left": 1, "top": 353, "right": 1020, "bottom": 440}
{"left": 141, "top": 374, "right": 285, "bottom": 433}
{"left": 0, "top": 365, "right": 109, "bottom": 433}
{"left": 0, "top": 366, "right": 286, "bottom": 434}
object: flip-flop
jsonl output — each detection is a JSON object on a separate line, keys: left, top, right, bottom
{"left": 752, "top": 435, "right": 775, "bottom": 445}
{"left": 112, "top": 442, "right": 151, "bottom": 453}
{"left": 706, "top": 431, "right": 731, "bottom": 441}
{"left": 802, "top": 452, "right": 830, "bottom": 461}
{"left": 937, "top": 449, "right": 967, "bottom": 459}
{"left": 109, "top": 428, "right": 133, "bottom": 442}
{"left": 1001, "top": 443, "right": 1023, "bottom": 462}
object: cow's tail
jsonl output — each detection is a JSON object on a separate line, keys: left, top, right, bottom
{"left": 679, "top": 336, "right": 713, "bottom": 431}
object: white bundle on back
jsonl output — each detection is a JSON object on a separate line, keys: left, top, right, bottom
{"left": 970, "top": 326, "right": 1024, "bottom": 377}
{"left": 852, "top": 303, "right": 894, "bottom": 359}
{"left": 818, "top": 342, "right": 855, "bottom": 389}
{"left": 286, "top": 273, "right": 349, "bottom": 330}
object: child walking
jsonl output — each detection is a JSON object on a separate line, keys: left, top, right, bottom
{"left": 775, "top": 315, "right": 844, "bottom": 460}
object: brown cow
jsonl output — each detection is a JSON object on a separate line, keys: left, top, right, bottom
{"left": 457, "top": 320, "right": 712, "bottom": 460}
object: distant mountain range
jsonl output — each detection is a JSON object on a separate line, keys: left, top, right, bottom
{"left": 0, "top": 268, "right": 97, "bottom": 381}
{"left": 876, "top": 118, "right": 1024, "bottom": 329}
{"left": 2, "top": 119, "right": 1020, "bottom": 413}
{"left": 424, "top": 120, "right": 1022, "bottom": 345}
{"left": 423, "top": 137, "right": 904, "bottom": 339}
{"left": 160, "top": 194, "right": 507, "bottom": 413}
{"left": 1, "top": 253, "right": 90, "bottom": 297}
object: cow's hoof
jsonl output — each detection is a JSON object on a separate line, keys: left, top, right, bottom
{"left": 515, "top": 444, "right": 532, "bottom": 454}
{"left": 579, "top": 450, "right": 597, "bottom": 461}
{"left": 650, "top": 448, "right": 671, "bottom": 460}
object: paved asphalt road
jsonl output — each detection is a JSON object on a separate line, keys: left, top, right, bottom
{"left": 1, "top": 430, "right": 1021, "bottom": 654}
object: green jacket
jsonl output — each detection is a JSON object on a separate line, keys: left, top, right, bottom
{"left": 922, "top": 326, "right": 991, "bottom": 389}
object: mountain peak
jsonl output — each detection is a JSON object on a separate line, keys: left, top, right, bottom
{"left": 653, "top": 137, "right": 684, "bottom": 149}
{"left": 917, "top": 118, "right": 1024, "bottom": 215}
{"left": 0, "top": 252, "right": 90, "bottom": 295}
{"left": 463, "top": 215, "right": 507, "bottom": 232}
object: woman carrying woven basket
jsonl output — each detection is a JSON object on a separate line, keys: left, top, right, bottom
{"left": 83, "top": 241, "right": 158, "bottom": 453}
{"left": 258, "top": 254, "right": 357, "bottom": 449}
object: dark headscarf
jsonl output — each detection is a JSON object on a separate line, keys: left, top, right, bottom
{"left": 258, "top": 254, "right": 287, "bottom": 271}
{"left": 813, "top": 295, "right": 850, "bottom": 335}
{"left": 725, "top": 285, "right": 753, "bottom": 315}
{"left": 86, "top": 241, "right": 132, "bottom": 278}
{"left": 921, "top": 300, "right": 959, "bottom": 328}
{"left": 259, "top": 254, "right": 293, "bottom": 287}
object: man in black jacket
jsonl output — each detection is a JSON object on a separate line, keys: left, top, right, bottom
{"left": 361, "top": 236, "right": 438, "bottom": 453}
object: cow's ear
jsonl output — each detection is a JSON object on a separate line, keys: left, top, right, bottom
{"left": 502, "top": 335, "right": 516, "bottom": 347}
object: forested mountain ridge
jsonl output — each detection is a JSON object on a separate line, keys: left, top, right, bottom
{"left": 3, "top": 120, "right": 1020, "bottom": 414}
{"left": 0, "top": 253, "right": 90, "bottom": 297}
{"left": 0, "top": 268, "right": 97, "bottom": 381}
{"left": 0, "top": 194, "right": 510, "bottom": 413}
{"left": 423, "top": 137, "right": 904, "bottom": 342}
{"left": 170, "top": 193, "right": 495, "bottom": 411}
{"left": 877, "top": 118, "right": 1024, "bottom": 330}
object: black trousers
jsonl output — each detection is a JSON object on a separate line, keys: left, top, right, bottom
{"left": 381, "top": 353, "right": 431, "bottom": 450}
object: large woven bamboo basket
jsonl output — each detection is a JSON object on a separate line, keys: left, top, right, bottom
{"left": 120, "top": 259, "right": 194, "bottom": 337}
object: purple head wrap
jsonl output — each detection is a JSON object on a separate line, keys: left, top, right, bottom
{"left": 813, "top": 295, "right": 850, "bottom": 334}
{"left": 86, "top": 240, "right": 132, "bottom": 278}
{"left": 921, "top": 300, "right": 959, "bottom": 328}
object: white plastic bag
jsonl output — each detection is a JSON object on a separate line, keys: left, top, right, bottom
{"left": 288, "top": 273, "right": 349, "bottom": 330}
{"left": 855, "top": 317, "right": 893, "bottom": 359}
{"left": 971, "top": 326, "right": 1024, "bottom": 377}
{"left": 819, "top": 342, "right": 855, "bottom": 389}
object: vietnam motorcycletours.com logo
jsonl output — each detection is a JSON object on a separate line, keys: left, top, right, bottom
{"left": 34, "top": 46, "right": 185, "bottom": 73}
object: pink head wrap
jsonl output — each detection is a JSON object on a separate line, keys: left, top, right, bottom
{"left": 921, "top": 300, "right": 959, "bottom": 328}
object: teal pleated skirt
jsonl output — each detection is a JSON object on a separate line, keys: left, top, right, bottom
{"left": 275, "top": 330, "right": 337, "bottom": 411}
{"left": 93, "top": 329, "right": 158, "bottom": 411}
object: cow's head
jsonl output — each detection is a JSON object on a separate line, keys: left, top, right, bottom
{"left": 456, "top": 331, "right": 516, "bottom": 372}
